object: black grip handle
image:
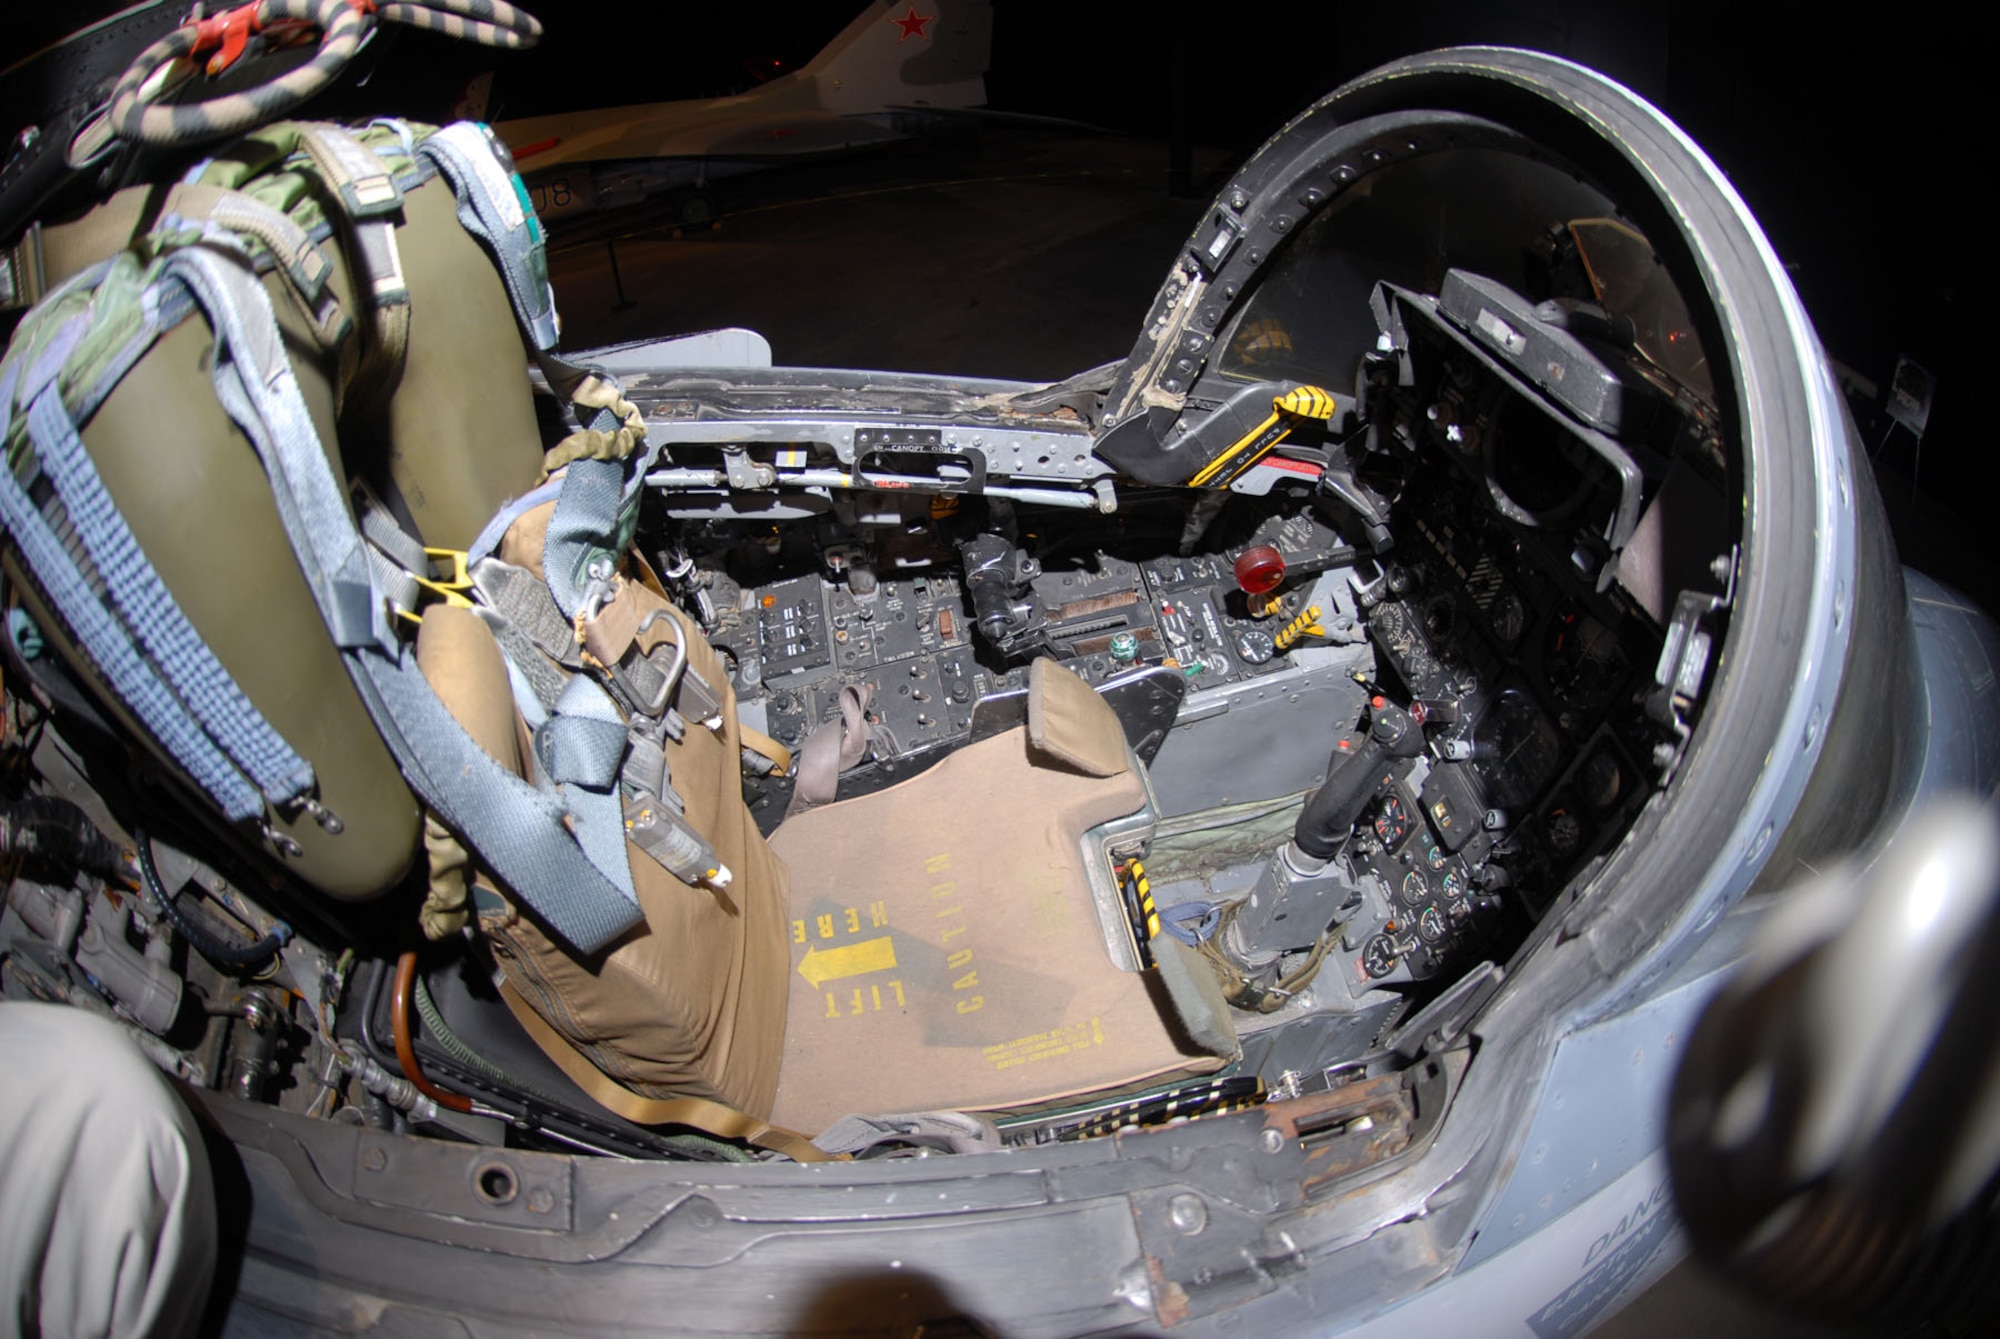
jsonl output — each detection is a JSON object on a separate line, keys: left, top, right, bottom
{"left": 1294, "top": 699, "right": 1424, "bottom": 859}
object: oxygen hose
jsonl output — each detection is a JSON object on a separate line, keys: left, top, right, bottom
{"left": 0, "top": 796, "right": 127, "bottom": 881}
{"left": 392, "top": 951, "right": 474, "bottom": 1115}
{"left": 106, "top": 0, "right": 545, "bottom": 149}
{"left": 133, "top": 826, "right": 291, "bottom": 969}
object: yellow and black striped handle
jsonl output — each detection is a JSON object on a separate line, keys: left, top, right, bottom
{"left": 1186, "top": 383, "right": 1338, "bottom": 487}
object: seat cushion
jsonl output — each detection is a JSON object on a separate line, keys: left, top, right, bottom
{"left": 417, "top": 599, "right": 792, "bottom": 1119}
{"left": 767, "top": 723, "right": 1230, "bottom": 1134}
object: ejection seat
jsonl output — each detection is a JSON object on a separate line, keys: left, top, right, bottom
{"left": 418, "top": 505, "right": 1236, "bottom": 1146}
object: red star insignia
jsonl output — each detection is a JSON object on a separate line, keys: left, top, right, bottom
{"left": 889, "top": 5, "right": 933, "bottom": 42}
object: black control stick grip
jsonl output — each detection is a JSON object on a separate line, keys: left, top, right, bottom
{"left": 1294, "top": 697, "right": 1425, "bottom": 859}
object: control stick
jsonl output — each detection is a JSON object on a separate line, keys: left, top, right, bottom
{"left": 1294, "top": 696, "right": 1426, "bottom": 860}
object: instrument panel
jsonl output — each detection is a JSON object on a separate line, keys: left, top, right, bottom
{"left": 1357, "top": 327, "right": 1668, "bottom": 941}
{"left": 689, "top": 501, "right": 1358, "bottom": 825}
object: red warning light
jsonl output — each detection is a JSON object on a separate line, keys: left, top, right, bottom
{"left": 1233, "top": 544, "right": 1286, "bottom": 596}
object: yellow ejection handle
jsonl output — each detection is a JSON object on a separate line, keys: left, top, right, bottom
{"left": 1186, "top": 384, "right": 1337, "bottom": 487}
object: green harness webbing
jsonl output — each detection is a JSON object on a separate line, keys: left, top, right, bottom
{"left": 6, "top": 115, "right": 695, "bottom": 951}
{"left": 147, "top": 242, "right": 646, "bottom": 954}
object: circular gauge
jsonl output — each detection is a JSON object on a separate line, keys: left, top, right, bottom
{"left": 1234, "top": 629, "right": 1275, "bottom": 665}
{"left": 1579, "top": 749, "right": 1624, "bottom": 813}
{"left": 1368, "top": 601, "right": 1419, "bottom": 659}
{"left": 1424, "top": 838, "right": 1448, "bottom": 870}
{"left": 1418, "top": 905, "right": 1448, "bottom": 943}
{"left": 1375, "top": 794, "right": 1411, "bottom": 848}
{"left": 1401, "top": 870, "right": 1429, "bottom": 906}
{"left": 1474, "top": 688, "right": 1562, "bottom": 808}
{"left": 1441, "top": 869, "right": 1464, "bottom": 899}
{"left": 1545, "top": 806, "right": 1583, "bottom": 859}
{"left": 1362, "top": 934, "right": 1399, "bottom": 980}
{"left": 1422, "top": 593, "right": 1456, "bottom": 639}
{"left": 1490, "top": 590, "right": 1527, "bottom": 645}
{"left": 1544, "top": 609, "right": 1629, "bottom": 709}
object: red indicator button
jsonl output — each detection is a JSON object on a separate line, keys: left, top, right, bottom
{"left": 1233, "top": 545, "right": 1287, "bottom": 596}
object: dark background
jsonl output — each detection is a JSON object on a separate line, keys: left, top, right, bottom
{"left": 5, "top": 2, "right": 1993, "bottom": 567}
{"left": 368, "top": 0, "right": 1996, "bottom": 585}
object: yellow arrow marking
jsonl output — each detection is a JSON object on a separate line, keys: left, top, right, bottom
{"left": 798, "top": 935, "right": 898, "bottom": 988}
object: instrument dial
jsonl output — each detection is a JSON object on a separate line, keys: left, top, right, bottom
{"left": 1490, "top": 590, "right": 1527, "bottom": 646}
{"left": 1418, "top": 904, "right": 1448, "bottom": 943}
{"left": 1441, "top": 869, "right": 1464, "bottom": 899}
{"left": 1544, "top": 805, "right": 1583, "bottom": 859}
{"left": 1234, "top": 629, "right": 1275, "bottom": 665}
{"left": 1370, "top": 601, "right": 1419, "bottom": 659}
{"left": 1579, "top": 748, "right": 1624, "bottom": 813}
{"left": 1375, "top": 794, "right": 1412, "bottom": 849}
{"left": 1362, "top": 934, "right": 1399, "bottom": 980}
{"left": 1423, "top": 593, "right": 1457, "bottom": 639}
{"left": 1545, "top": 608, "right": 1628, "bottom": 709}
{"left": 1401, "top": 870, "right": 1429, "bottom": 907}
{"left": 1476, "top": 688, "right": 1562, "bottom": 808}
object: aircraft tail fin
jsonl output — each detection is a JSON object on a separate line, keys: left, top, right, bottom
{"left": 801, "top": 0, "right": 993, "bottom": 115}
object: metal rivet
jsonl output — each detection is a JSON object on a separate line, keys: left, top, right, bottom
{"left": 1259, "top": 1128, "right": 1285, "bottom": 1154}
{"left": 1168, "top": 1193, "right": 1209, "bottom": 1235}
{"left": 362, "top": 1146, "right": 387, "bottom": 1173}
{"left": 1747, "top": 822, "right": 1774, "bottom": 863}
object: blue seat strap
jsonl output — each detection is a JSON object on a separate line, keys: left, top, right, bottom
{"left": 25, "top": 383, "right": 315, "bottom": 807}
{"left": 151, "top": 245, "right": 642, "bottom": 954}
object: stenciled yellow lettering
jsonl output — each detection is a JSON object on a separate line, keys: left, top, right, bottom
{"left": 871, "top": 984, "right": 882, "bottom": 1010}
{"left": 817, "top": 913, "right": 835, "bottom": 940}
{"left": 845, "top": 907, "right": 861, "bottom": 934}
{"left": 925, "top": 854, "right": 951, "bottom": 874}
{"left": 889, "top": 979, "right": 906, "bottom": 1007}
{"left": 850, "top": 987, "right": 865, "bottom": 1015}
{"left": 947, "top": 948, "right": 973, "bottom": 971}
{"left": 869, "top": 901, "right": 889, "bottom": 927}
{"left": 954, "top": 971, "right": 980, "bottom": 991}
{"left": 824, "top": 993, "right": 841, "bottom": 1019}
{"left": 930, "top": 881, "right": 958, "bottom": 900}
{"left": 792, "top": 920, "right": 806, "bottom": 944}
{"left": 957, "top": 996, "right": 985, "bottom": 1014}
{"left": 936, "top": 904, "right": 962, "bottom": 920}
{"left": 941, "top": 925, "right": 966, "bottom": 943}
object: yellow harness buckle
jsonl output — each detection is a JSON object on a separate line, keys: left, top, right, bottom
{"left": 413, "top": 548, "right": 474, "bottom": 609}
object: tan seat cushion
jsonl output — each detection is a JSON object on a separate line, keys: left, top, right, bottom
{"left": 416, "top": 598, "right": 793, "bottom": 1119}
{"left": 767, "top": 722, "right": 1229, "bottom": 1134}
{"left": 1027, "top": 655, "right": 1130, "bottom": 777}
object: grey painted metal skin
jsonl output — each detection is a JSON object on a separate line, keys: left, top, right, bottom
{"left": 196, "top": 48, "right": 2000, "bottom": 1338}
